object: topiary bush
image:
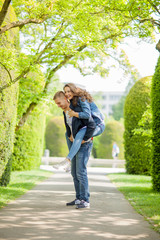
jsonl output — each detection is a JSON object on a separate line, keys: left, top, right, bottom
{"left": 151, "top": 56, "right": 160, "bottom": 191}
{"left": 96, "top": 120, "right": 124, "bottom": 159}
{"left": 0, "top": 1, "right": 19, "bottom": 186}
{"left": 124, "top": 76, "right": 152, "bottom": 175}
{"left": 45, "top": 116, "right": 68, "bottom": 157}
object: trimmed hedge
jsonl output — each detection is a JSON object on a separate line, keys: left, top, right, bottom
{"left": 0, "top": 1, "right": 19, "bottom": 186}
{"left": 45, "top": 116, "right": 68, "bottom": 157}
{"left": 151, "top": 56, "right": 160, "bottom": 191}
{"left": 96, "top": 120, "right": 124, "bottom": 159}
{"left": 12, "top": 106, "right": 46, "bottom": 171}
{"left": 124, "top": 76, "right": 151, "bottom": 175}
{"left": 12, "top": 68, "right": 46, "bottom": 171}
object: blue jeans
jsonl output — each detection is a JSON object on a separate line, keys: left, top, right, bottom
{"left": 66, "top": 136, "right": 93, "bottom": 202}
{"left": 67, "top": 123, "right": 105, "bottom": 161}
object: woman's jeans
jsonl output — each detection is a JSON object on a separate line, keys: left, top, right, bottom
{"left": 66, "top": 136, "right": 93, "bottom": 202}
{"left": 67, "top": 123, "right": 105, "bottom": 161}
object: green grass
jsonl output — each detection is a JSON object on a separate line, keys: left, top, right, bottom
{"left": 108, "top": 173, "right": 160, "bottom": 233}
{"left": 0, "top": 169, "right": 53, "bottom": 208}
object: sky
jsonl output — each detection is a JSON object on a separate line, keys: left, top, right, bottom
{"left": 58, "top": 37, "right": 159, "bottom": 92}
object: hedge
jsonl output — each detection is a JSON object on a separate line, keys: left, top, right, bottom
{"left": 45, "top": 116, "right": 68, "bottom": 157}
{"left": 12, "top": 68, "right": 46, "bottom": 171}
{"left": 12, "top": 106, "right": 46, "bottom": 171}
{"left": 151, "top": 56, "right": 160, "bottom": 191}
{"left": 96, "top": 120, "right": 124, "bottom": 159}
{"left": 124, "top": 76, "right": 151, "bottom": 175}
{"left": 0, "top": 1, "right": 19, "bottom": 186}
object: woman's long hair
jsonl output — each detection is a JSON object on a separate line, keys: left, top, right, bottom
{"left": 63, "top": 83, "right": 93, "bottom": 106}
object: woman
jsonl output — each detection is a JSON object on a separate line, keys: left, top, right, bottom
{"left": 54, "top": 83, "right": 105, "bottom": 172}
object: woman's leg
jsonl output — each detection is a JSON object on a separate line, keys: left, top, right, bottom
{"left": 67, "top": 127, "right": 87, "bottom": 161}
{"left": 67, "top": 123, "right": 105, "bottom": 161}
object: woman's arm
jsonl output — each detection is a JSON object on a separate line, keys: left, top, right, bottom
{"left": 68, "top": 99, "right": 91, "bottom": 119}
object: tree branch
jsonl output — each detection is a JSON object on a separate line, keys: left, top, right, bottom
{"left": 0, "top": 17, "right": 47, "bottom": 34}
{"left": 47, "top": 43, "right": 87, "bottom": 80}
{"left": 15, "top": 102, "right": 37, "bottom": 131}
{"left": 0, "top": 66, "right": 30, "bottom": 92}
{"left": 146, "top": 0, "right": 160, "bottom": 15}
{"left": 0, "top": 0, "right": 11, "bottom": 27}
{"left": 0, "top": 62, "right": 12, "bottom": 82}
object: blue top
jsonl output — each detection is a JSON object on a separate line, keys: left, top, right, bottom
{"left": 72, "top": 98, "right": 105, "bottom": 125}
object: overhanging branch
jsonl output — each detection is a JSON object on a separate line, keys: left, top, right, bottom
{"left": 0, "top": 17, "right": 47, "bottom": 34}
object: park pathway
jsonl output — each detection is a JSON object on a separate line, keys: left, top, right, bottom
{"left": 0, "top": 167, "right": 159, "bottom": 240}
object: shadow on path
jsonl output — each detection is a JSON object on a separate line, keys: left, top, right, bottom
{"left": 0, "top": 169, "right": 159, "bottom": 240}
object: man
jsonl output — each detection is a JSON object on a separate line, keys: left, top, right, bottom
{"left": 53, "top": 91, "right": 95, "bottom": 209}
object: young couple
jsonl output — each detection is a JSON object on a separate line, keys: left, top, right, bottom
{"left": 53, "top": 83, "right": 105, "bottom": 209}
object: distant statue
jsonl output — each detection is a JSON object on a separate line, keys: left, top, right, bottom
{"left": 112, "top": 142, "right": 120, "bottom": 160}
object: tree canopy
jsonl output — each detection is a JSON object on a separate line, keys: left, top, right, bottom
{"left": 0, "top": 0, "right": 159, "bottom": 127}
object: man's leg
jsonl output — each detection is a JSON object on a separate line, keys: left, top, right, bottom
{"left": 76, "top": 141, "right": 93, "bottom": 208}
{"left": 66, "top": 134, "right": 81, "bottom": 206}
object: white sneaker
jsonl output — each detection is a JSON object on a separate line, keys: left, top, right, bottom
{"left": 64, "top": 161, "right": 71, "bottom": 172}
{"left": 76, "top": 200, "right": 90, "bottom": 209}
{"left": 52, "top": 159, "right": 70, "bottom": 171}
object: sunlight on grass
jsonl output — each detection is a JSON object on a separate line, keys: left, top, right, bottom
{"left": 0, "top": 169, "right": 53, "bottom": 208}
{"left": 108, "top": 173, "right": 160, "bottom": 233}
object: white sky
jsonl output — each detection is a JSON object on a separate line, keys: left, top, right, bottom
{"left": 58, "top": 37, "right": 159, "bottom": 92}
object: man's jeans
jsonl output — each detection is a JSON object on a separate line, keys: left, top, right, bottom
{"left": 67, "top": 123, "right": 105, "bottom": 161}
{"left": 66, "top": 135, "right": 93, "bottom": 202}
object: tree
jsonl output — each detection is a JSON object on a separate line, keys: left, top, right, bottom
{"left": 0, "top": 0, "right": 159, "bottom": 129}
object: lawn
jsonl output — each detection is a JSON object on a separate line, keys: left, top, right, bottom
{"left": 0, "top": 169, "right": 53, "bottom": 208}
{"left": 108, "top": 173, "right": 160, "bottom": 233}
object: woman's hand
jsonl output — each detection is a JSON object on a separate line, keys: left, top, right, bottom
{"left": 69, "top": 135, "right": 73, "bottom": 142}
{"left": 68, "top": 108, "right": 79, "bottom": 118}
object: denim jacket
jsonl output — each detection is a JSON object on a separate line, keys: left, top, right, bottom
{"left": 72, "top": 98, "right": 105, "bottom": 125}
{"left": 63, "top": 103, "right": 96, "bottom": 141}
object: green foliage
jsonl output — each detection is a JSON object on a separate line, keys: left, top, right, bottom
{"left": 124, "top": 76, "right": 152, "bottom": 175}
{"left": 45, "top": 116, "right": 68, "bottom": 157}
{"left": 12, "top": 68, "right": 46, "bottom": 171}
{"left": 1, "top": 0, "right": 156, "bottom": 94}
{"left": 0, "top": 157, "right": 12, "bottom": 187}
{"left": 96, "top": 120, "right": 124, "bottom": 159}
{"left": 12, "top": 105, "right": 46, "bottom": 170}
{"left": 0, "top": 1, "right": 19, "bottom": 186}
{"left": 151, "top": 56, "right": 160, "bottom": 192}
{"left": 133, "top": 105, "right": 152, "bottom": 148}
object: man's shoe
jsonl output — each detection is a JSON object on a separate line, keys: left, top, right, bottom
{"left": 66, "top": 199, "right": 81, "bottom": 206}
{"left": 76, "top": 200, "right": 90, "bottom": 209}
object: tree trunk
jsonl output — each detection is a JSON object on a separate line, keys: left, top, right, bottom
{"left": 0, "top": 0, "right": 11, "bottom": 27}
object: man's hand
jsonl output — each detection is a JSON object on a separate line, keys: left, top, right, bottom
{"left": 81, "top": 140, "right": 86, "bottom": 144}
